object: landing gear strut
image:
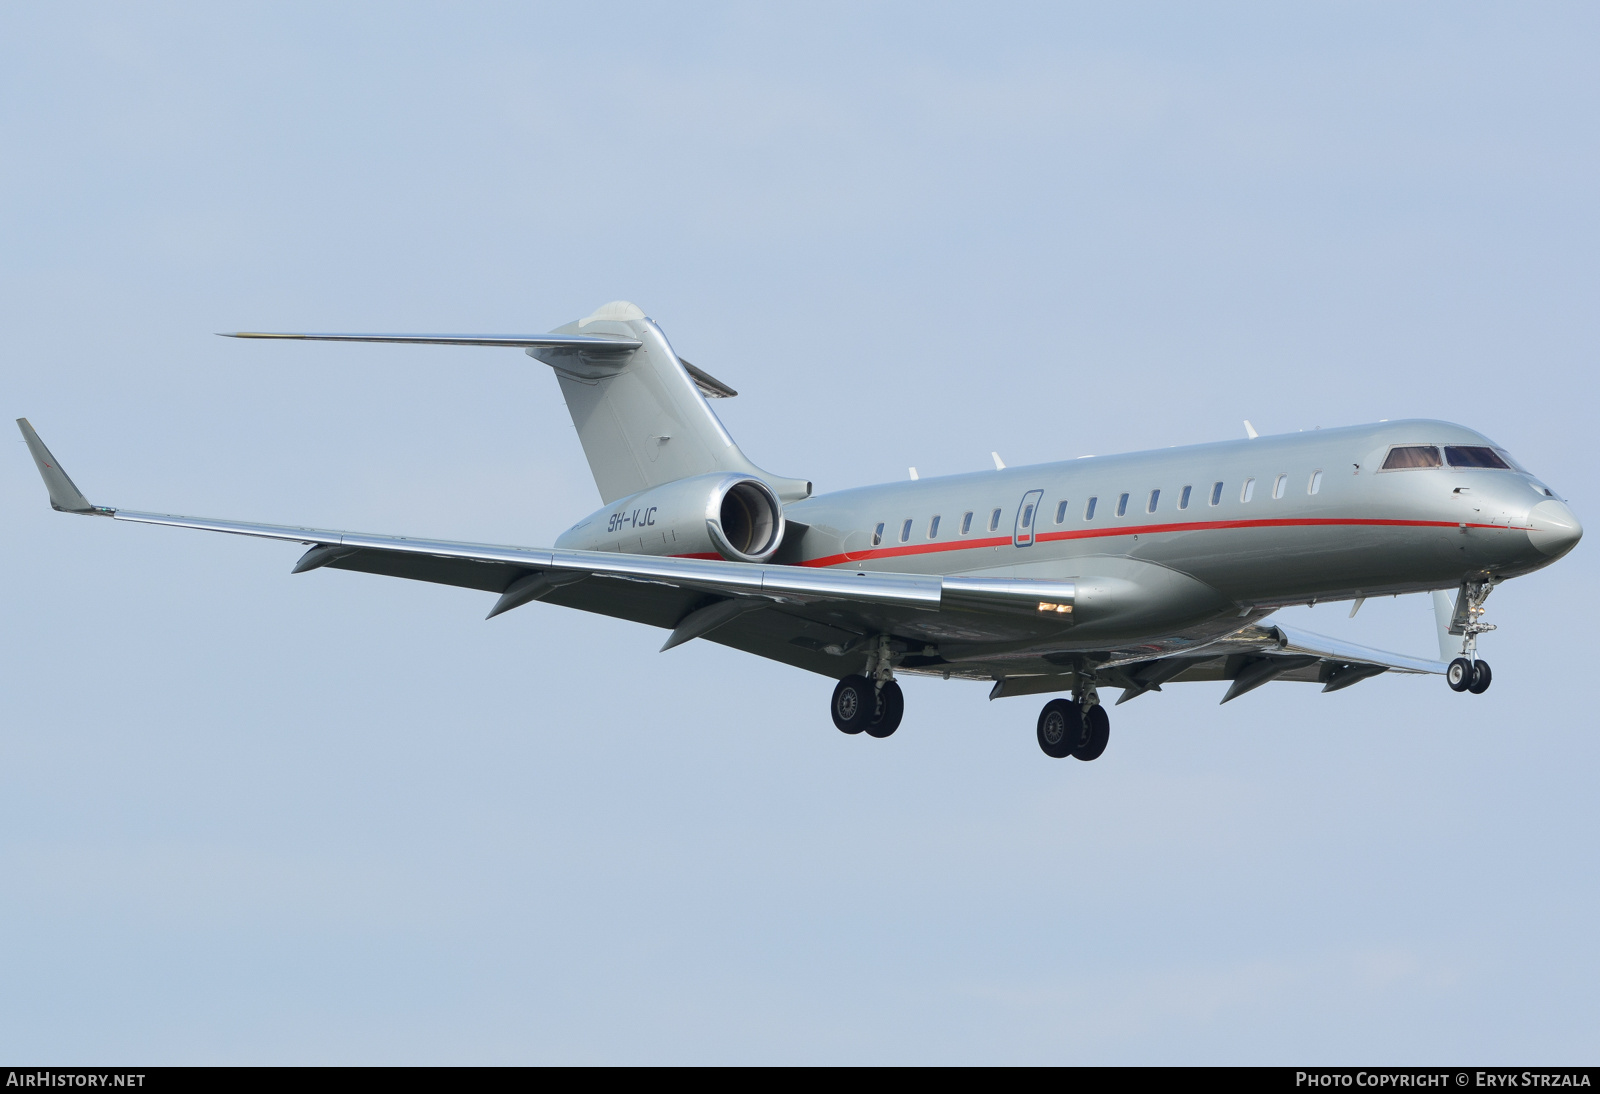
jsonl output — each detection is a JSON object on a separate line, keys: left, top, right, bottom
{"left": 1446, "top": 578, "right": 1496, "bottom": 696}
{"left": 1036, "top": 680, "right": 1110, "bottom": 761}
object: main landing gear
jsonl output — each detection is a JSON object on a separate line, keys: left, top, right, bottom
{"left": 1036, "top": 683, "right": 1110, "bottom": 761}
{"left": 1445, "top": 578, "right": 1495, "bottom": 696}
{"left": 831, "top": 675, "right": 904, "bottom": 737}
{"left": 831, "top": 636, "right": 905, "bottom": 738}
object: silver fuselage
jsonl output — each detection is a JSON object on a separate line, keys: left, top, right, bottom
{"left": 781, "top": 419, "right": 1578, "bottom": 657}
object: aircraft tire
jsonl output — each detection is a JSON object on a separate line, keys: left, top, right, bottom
{"left": 1447, "top": 657, "right": 1474, "bottom": 692}
{"left": 1036, "top": 699, "right": 1081, "bottom": 759}
{"left": 1073, "top": 705, "right": 1110, "bottom": 761}
{"left": 1468, "top": 659, "right": 1493, "bottom": 694}
{"left": 866, "top": 680, "right": 904, "bottom": 738}
{"left": 831, "top": 675, "right": 875, "bottom": 734}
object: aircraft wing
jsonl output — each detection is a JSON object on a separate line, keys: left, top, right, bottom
{"left": 17, "top": 420, "right": 1081, "bottom": 676}
{"left": 985, "top": 620, "right": 1446, "bottom": 704}
{"left": 1099, "top": 621, "right": 1443, "bottom": 704}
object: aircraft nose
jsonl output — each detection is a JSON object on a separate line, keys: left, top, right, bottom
{"left": 1528, "top": 499, "right": 1583, "bottom": 558}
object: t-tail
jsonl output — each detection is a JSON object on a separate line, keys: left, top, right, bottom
{"left": 535, "top": 301, "right": 809, "bottom": 505}
{"left": 220, "top": 300, "right": 811, "bottom": 506}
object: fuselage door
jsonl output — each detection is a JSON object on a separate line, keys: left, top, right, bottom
{"left": 1014, "top": 489, "right": 1044, "bottom": 547}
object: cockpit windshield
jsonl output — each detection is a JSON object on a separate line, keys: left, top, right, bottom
{"left": 1382, "top": 445, "right": 1442, "bottom": 469}
{"left": 1382, "top": 444, "right": 1517, "bottom": 471}
{"left": 1444, "top": 445, "right": 1512, "bottom": 469}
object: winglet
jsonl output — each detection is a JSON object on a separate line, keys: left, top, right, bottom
{"left": 15, "top": 419, "right": 108, "bottom": 514}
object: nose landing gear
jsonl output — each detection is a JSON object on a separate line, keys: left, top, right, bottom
{"left": 1445, "top": 578, "right": 1496, "bottom": 695}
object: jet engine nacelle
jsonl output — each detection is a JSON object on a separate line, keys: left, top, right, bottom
{"left": 554, "top": 472, "right": 786, "bottom": 563}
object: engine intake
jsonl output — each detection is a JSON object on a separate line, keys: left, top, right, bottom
{"left": 555, "top": 472, "right": 787, "bottom": 564}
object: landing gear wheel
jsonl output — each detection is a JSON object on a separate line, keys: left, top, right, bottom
{"left": 865, "top": 680, "right": 904, "bottom": 738}
{"left": 1073, "top": 705, "right": 1110, "bottom": 761}
{"left": 1468, "top": 659, "right": 1492, "bottom": 694}
{"left": 831, "top": 675, "right": 875, "bottom": 734}
{"left": 1447, "top": 657, "right": 1474, "bottom": 693}
{"left": 1037, "top": 698, "right": 1083, "bottom": 759}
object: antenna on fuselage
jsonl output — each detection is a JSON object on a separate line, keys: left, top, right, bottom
{"left": 991, "top": 452, "right": 1006, "bottom": 470}
{"left": 1244, "top": 420, "right": 1259, "bottom": 440}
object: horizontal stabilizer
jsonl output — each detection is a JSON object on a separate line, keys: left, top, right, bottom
{"left": 16, "top": 419, "right": 104, "bottom": 514}
{"left": 221, "top": 330, "right": 736, "bottom": 398}
{"left": 219, "top": 332, "right": 641, "bottom": 354}
{"left": 677, "top": 358, "right": 737, "bottom": 399}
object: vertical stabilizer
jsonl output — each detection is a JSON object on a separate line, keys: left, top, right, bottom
{"left": 532, "top": 302, "right": 809, "bottom": 505}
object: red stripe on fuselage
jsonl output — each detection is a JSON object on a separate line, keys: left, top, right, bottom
{"left": 793, "top": 517, "right": 1529, "bottom": 569}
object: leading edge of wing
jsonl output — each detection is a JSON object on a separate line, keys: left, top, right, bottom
{"left": 16, "top": 419, "right": 1071, "bottom": 616}
{"left": 106, "top": 508, "right": 955, "bottom": 610}
{"left": 112, "top": 507, "right": 1077, "bottom": 615}
{"left": 1271, "top": 622, "right": 1446, "bottom": 676}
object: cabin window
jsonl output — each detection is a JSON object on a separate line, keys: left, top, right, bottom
{"left": 872, "top": 522, "right": 884, "bottom": 546}
{"left": 1055, "top": 500, "right": 1069, "bottom": 524}
{"left": 961, "top": 511, "right": 973, "bottom": 534}
{"left": 1147, "top": 489, "right": 1160, "bottom": 513}
{"left": 1020, "top": 504, "right": 1034, "bottom": 528}
{"left": 1382, "top": 445, "right": 1443, "bottom": 470}
{"left": 900, "top": 519, "right": 913, "bottom": 542}
{"left": 1210, "top": 481, "right": 1224, "bottom": 506}
{"left": 1179, "top": 485, "right": 1192, "bottom": 510}
{"left": 1309, "top": 470, "right": 1323, "bottom": 494}
{"left": 1241, "top": 478, "right": 1256, "bottom": 502}
{"left": 1273, "top": 474, "right": 1287, "bottom": 500}
{"left": 1116, "top": 493, "right": 1129, "bottom": 517}
{"left": 989, "top": 508, "right": 1002, "bottom": 532}
{"left": 1445, "top": 446, "right": 1511, "bottom": 469}
{"left": 1085, "top": 497, "right": 1098, "bottom": 520}
{"left": 928, "top": 515, "right": 941, "bottom": 538}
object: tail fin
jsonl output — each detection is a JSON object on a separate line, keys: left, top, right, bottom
{"left": 535, "top": 302, "right": 809, "bottom": 505}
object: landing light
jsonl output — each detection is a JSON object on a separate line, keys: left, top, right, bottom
{"left": 1038, "top": 602, "right": 1072, "bottom": 614}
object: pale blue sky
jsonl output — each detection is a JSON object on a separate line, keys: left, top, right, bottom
{"left": 2, "top": 2, "right": 1596, "bottom": 1063}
